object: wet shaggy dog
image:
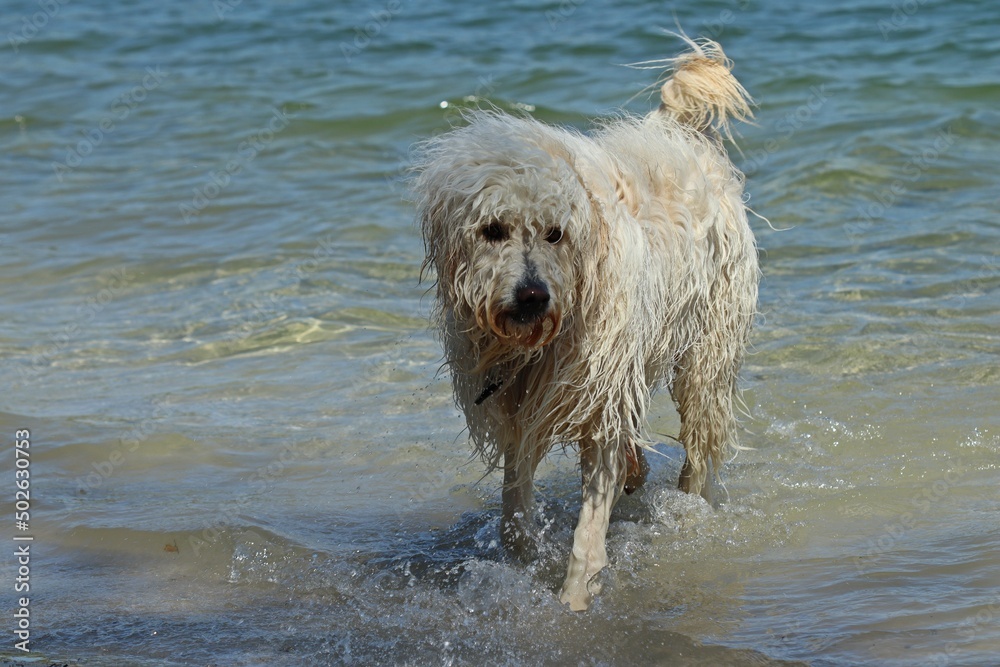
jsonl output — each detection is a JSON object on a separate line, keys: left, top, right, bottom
{"left": 412, "top": 38, "right": 758, "bottom": 611}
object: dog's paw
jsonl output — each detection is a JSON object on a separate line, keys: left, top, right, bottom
{"left": 559, "top": 581, "right": 593, "bottom": 612}
{"left": 559, "top": 569, "right": 603, "bottom": 612}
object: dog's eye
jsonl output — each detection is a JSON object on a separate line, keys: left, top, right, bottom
{"left": 482, "top": 221, "right": 508, "bottom": 243}
{"left": 544, "top": 227, "right": 564, "bottom": 245}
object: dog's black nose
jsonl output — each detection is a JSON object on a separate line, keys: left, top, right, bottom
{"left": 517, "top": 283, "right": 550, "bottom": 306}
{"left": 513, "top": 280, "right": 550, "bottom": 321}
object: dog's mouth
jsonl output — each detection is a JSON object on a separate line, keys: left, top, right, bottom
{"left": 477, "top": 280, "right": 561, "bottom": 349}
{"left": 493, "top": 309, "right": 561, "bottom": 348}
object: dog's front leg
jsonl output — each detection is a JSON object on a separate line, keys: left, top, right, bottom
{"left": 559, "top": 439, "right": 622, "bottom": 611}
{"left": 501, "top": 442, "right": 536, "bottom": 560}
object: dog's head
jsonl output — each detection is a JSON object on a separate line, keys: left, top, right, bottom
{"left": 413, "top": 113, "right": 605, "bottom": 355}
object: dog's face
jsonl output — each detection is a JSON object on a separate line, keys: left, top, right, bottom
{"left": 415, "top": 116, "right": 603, "bottom": 355}
{"left": 431, "top": 171, "right": 583, "bottom": 352}
{"left": 463, "top": 209, "right": 569, "bottom": 349}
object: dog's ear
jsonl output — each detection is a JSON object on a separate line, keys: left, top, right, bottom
{"left": 570, "top": 151, "right": 640, "bottom": 220}
{"left": 561, "top": 154, "right": 620, "bottom": 325}
{"left": 420, "top": 203, "right": 465, "bottom": 306}
{"left": 610, "top": 169, "right": 640, "bottom": 219}
{"left": 419, "top": 205, "right": 444, "bottom": 282}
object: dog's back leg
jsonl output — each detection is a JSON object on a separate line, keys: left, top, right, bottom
{"left": 623, "top": 440, "right": 650, "bottom": 495}
{"left": 673, "top": 240, "right": 756, "bottom": 501}
{"left": 672, "top": 343, "right": 742, "bottom": 503}
{"left": 559, "top": 438, "right": 623, "bottom": 611}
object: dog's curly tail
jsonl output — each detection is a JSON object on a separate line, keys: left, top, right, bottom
{"left": 654, "top": 36, "right": 754, "bottom": 142}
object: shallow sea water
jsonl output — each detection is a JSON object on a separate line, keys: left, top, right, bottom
{"left": 1, "top": 1, "right": 998, "bottom": 665}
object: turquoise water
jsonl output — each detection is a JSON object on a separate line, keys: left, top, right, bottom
{"left": 1, "top": 1, "right": 998, "bottom": 665}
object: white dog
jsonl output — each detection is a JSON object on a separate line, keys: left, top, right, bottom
{"left": 412, "top": 38, "right": 758, "bottom": 611}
